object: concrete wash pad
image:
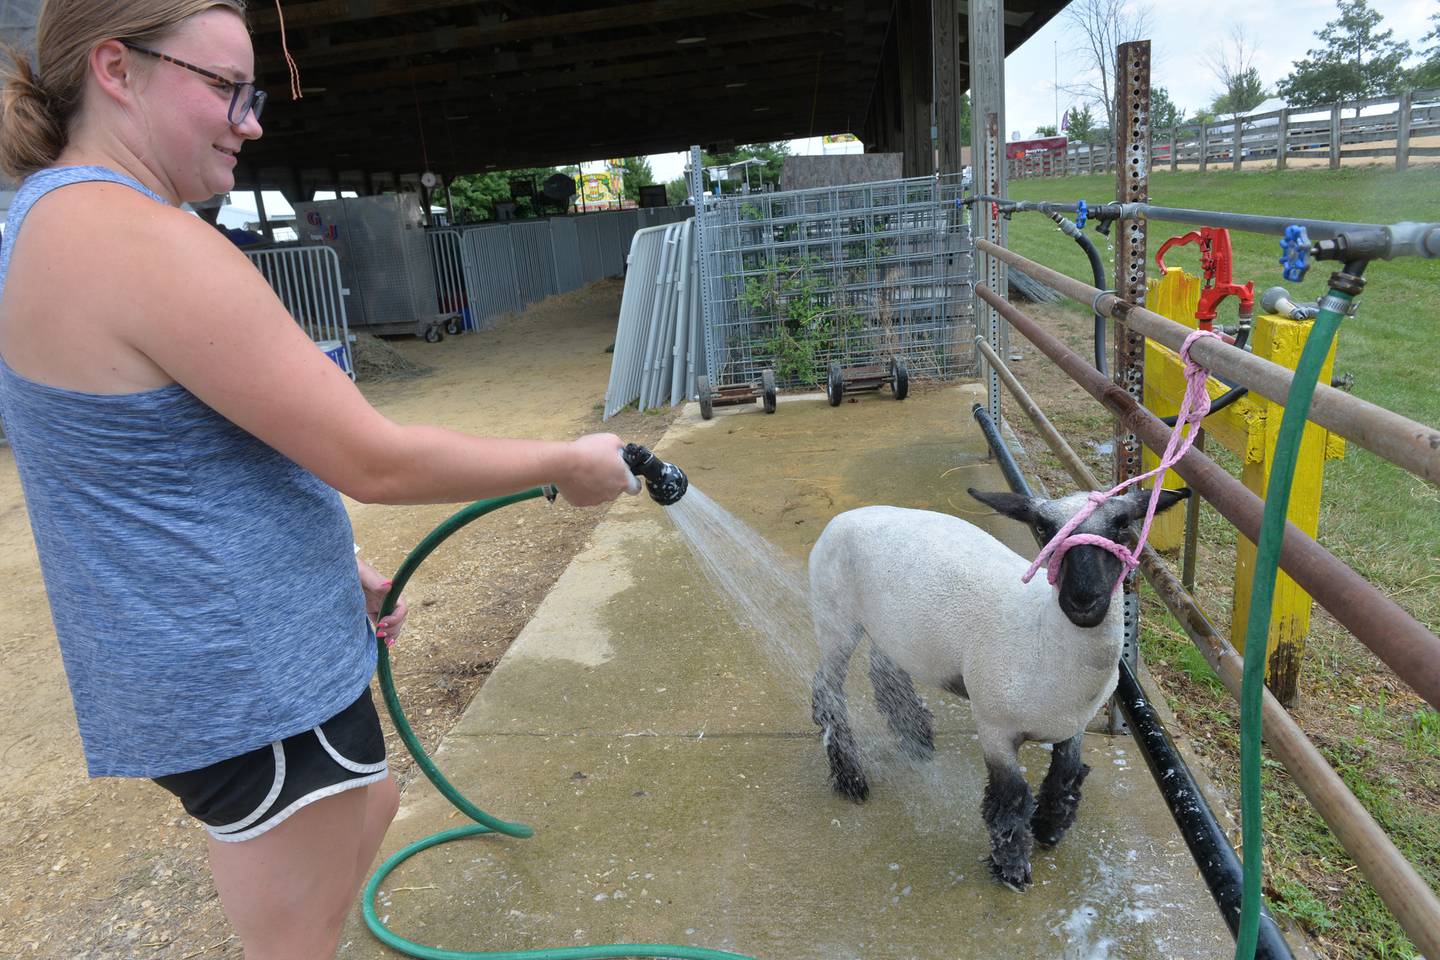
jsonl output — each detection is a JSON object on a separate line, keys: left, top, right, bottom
{"left": 340, "top": 383, "right": 1236, "bottom": 960}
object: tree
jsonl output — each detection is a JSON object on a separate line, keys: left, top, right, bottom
{"left": 959, "top": 91, "right": 972, "bottom": 146}
{"left": 1034, "top": 125, "right": 1058, "bottom": 137}
{"left": 1208, "top": 28, "right": 1267, "bottom": 117}
{"left": 665, "top": 177, "right": 690, "bottom": 206}
{"left": 1275, "top": 0, "right": 1411, "bottom": 108}
{"left": 1410, "top": 2, "right": 1440, "bottom": 90}
{"left": 1060, "top": 0, "right": 1153, "bottom": 137}
{"left": 444, "top": 166, "right": 558, "bottom": 223}
{"left": 1063, "top": 102, "right": 1097, "bottom": 143}
{"left": 620, "top": 156, "right": 654, "bottom": 202}
{"left": 1150, "top": 86, "right": 1186, "bottom": 130}
{"left": 1212, "top": 68, "right": 1266, "bottom": 116}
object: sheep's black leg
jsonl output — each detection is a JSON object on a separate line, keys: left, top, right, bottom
{"left": 811, "top": 625, "right": 868, "bottom": 802}
{"left": 868, "top": 647, "right": 934, "bottom": 761}
{"left": 1031, "top": 734, "right": 1090, "bottom": 848}
{"left": 980, "top": 744, "right": 1035, "bottom": 891}
{"left": 812, "top": 627, "right": 864, "bottom": 800}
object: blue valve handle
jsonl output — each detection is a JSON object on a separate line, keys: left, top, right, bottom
{"left": 1279, "top": 225, "right": 1311, "bottom": 282}
{"left": 1076, "top": 199, "right": 1088, "bottom": 230}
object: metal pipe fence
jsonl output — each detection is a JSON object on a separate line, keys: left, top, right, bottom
{"left": 244, "top": 244, "right": 354, "bottom": 378}
{"left": 699, "top": 174, "right": 974, "bottom": 388}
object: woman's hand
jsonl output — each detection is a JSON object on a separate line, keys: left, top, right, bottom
{"left": 553, "top": 433, "right": 640, "bottom": 507}
{"left": 357, "top": 556, "right": 408, "bottom": 646}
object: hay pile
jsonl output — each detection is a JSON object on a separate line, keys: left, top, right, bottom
{"left": 349, "top": 333, "right": 432, "bottom": 382}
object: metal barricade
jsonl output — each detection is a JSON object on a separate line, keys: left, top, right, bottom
{"left": 459, "top": 226, "right": 521, "bottom": 329}
{"left": 548, "top": 217, "right": 584, "bottom": 294}
{"left": 428, "top": 228, "right": 473, "bottom": 332}
{"left": 244, "top": 245, "right": 354, "bottom": 378}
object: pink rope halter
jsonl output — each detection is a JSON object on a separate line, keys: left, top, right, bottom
{"left": 1021, "top": 329, "right": 1220, "bottom": 591}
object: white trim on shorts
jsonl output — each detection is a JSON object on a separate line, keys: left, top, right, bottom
{"left": 204, "top": 742, "right": 287, "bottom": 835}
{"left": 316, "top": 725, "right": 388, "bottom": 775}
{"left": 202, "top": 725, "right": 389, "bottom": 844}
{"left": 207, "top": 768, "right": 388, "bottom": 843}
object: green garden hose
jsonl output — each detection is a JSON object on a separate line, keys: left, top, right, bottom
{"left": 1233, "top": 263, "right": 1366, "bottom": 960}
{"left": 366, "top": 486, "right": 754, "bottom": 960}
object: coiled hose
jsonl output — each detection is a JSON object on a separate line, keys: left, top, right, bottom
{"left": 367, "top": 487, "right": 754, "bottom": 960}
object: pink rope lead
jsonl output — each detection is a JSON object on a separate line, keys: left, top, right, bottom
{"left": 1021, "top": 329, "right": 1222, "bottom": 590}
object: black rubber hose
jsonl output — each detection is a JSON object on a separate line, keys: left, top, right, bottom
{"left": 1046, "top": 212, "right": 1109, "bottom": 377}
{"left": 1075, "top": 231, "right": 1109, "bottom": 377}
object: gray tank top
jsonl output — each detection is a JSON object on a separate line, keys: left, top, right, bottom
{"left": 0, "top": 165, "right": 375, "bottom": 777}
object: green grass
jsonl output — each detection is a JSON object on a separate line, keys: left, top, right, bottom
{"left": 997, "top": 166, "right": 1440, "bottom": 959}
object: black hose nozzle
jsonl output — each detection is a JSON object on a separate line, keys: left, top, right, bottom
{"left": 622, "top": 443, "right": 689, "bottom": 506}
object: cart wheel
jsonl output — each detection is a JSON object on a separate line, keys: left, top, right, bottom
{"left": 444, "top": 316, "right": 462, "bottom": 336}
{"left": 761, "top": 369, "right": 777, "bottom": 414}
{"left": 890, "top": 357, "right": 909, "bottom": 400}
{"left": 826, "top": 362, "right": 844, "bottom": 406}
{"left": 424, "top": 325, "right": 444, "bottom": 344}
{"left": 698, "top": 375, "right": 714, "bottom": 420}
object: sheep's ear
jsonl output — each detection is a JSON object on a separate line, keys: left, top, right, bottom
{"left": 1126, "top": 486, "right": 1191, "bottom": 518}
{"left": 967, "top": 488, "right": 1037, "bottom": 524}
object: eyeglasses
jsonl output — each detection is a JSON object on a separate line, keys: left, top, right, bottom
{"left": 121, "top": 41, "right": 266, "bottom": 126}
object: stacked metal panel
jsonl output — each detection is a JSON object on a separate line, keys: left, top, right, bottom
{"left": 603, "top": 219, "right": 703, "bottom": 420}
{"left": 698, "top": 174, "right": 974, "bottom": 387}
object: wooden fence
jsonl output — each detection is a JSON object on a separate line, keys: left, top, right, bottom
{"left": 1008, "top": 88, "right": 1440, "bottom": 178}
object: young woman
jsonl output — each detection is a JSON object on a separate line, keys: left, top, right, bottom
{"left": 0, "top": 3, "right": 635, "bottom": 957}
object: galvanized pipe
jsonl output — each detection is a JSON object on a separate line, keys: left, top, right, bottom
{"left": 975, "top": 283, "right": 1440, "bottom": 712}
{"left": 977, "top": 239, "right": 1440, "bottom": 487}
{"left": 973, "top": 333, "right": 1440, "bottom": 960}
{"left": 972, "top": 197, "right": 1440, "bottom": 256}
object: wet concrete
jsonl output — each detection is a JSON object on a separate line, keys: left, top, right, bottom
{"left": 339, "top": 382, "right": 1236, "bottom": 960}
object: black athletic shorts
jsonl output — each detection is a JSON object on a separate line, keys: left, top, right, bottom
{"left": 154, "top": 687, "right": 388, "bottom": 843}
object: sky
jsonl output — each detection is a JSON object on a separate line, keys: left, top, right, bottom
{"left": 647, "top": 0, "right": 1433, "bottom": 182}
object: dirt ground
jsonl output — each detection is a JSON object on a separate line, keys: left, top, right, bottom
{"left": 0, "top": 277, "right": 676, "bottom": 959}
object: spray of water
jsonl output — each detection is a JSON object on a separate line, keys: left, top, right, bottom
{"left": 658, "top": 487, "right": 961, "bottom": 790}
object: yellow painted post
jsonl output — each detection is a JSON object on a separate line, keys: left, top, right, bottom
{"left": 1141, "top": 268, "right": 1202, "bottom": 550}
{"left": 1142, "top": 265, "right": 1342, "bottom": 704}
{"left": 1231, "top": 313, "right": 1344, "bottom": 706}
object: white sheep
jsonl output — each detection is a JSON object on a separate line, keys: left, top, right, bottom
{"left": 808, "top": 485, "right": 1188, "bottom": 889}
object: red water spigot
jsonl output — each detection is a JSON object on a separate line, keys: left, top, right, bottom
{"left": 1155, "top": 227, "right": 1255, "bottom": 331}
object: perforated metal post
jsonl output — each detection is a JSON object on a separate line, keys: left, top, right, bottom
{"left": 691, "top": 145, "right": 716, "bottom": 389}
{"left": 968, "top": 0, "right": 1006, "bottom": 424}
{"left": 1110, "top": 40, "right": 1151, "bottom": 736}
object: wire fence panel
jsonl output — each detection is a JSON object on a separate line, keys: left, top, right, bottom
{"left": 245, "top": 244, "right": 354, "bottom": 378}
{"left": 700, "top": 175, "right": 974, "bottom": 388}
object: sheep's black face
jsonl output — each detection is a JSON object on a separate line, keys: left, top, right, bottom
{"left": 967, "top": 486, "right": 1192, "bottom": 630}
{"left": 1055, "top": 544, "right": 1122, "bottom": 627}
{"left": 1038, "top": 501, "right": 1133, "bottom": 628}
